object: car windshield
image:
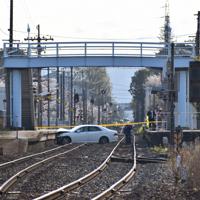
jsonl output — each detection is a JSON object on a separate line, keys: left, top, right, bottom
{"left": 75, "top": 127, "right": 88, "bottom": 132}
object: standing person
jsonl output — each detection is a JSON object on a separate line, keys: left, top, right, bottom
{"left": 147, "top": 109, "right": 156, "bottom": 130}
{"left": 123, "top": 124, "right": 133, "bottom": 144}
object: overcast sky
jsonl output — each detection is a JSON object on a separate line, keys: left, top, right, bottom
{"left": 0, "top": 0, "right": 199, "bottom": 103}
{"left": 0, "top": 0, "right": 199, "bottom": 44}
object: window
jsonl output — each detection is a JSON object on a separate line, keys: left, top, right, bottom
{"left": 76, "top": 127, "right": 88, "bottom": 133}
{"left": 88, "top": 126, "right": 101, "bottom": 132}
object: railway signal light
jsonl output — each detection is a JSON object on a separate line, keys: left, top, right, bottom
{"left": 189, "top": 61, "right": 200, "bottom": 102}
{"left": 33, "top": 87, "right": 37, "bottom": 94}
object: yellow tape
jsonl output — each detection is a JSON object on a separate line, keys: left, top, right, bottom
{"left": 36, "top": 121, "right": 163, "bottom": 130}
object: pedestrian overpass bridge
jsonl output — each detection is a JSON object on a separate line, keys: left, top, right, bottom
{"left": 1, "top": 41, "right": 196, "bottom": 129}
{"left": 3, "top": 41, "right": 194, "bottom": 68}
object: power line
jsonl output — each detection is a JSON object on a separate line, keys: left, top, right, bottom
{"left": 0, "top": 28, "right": 8, "bottom": 36}
{"left": 2, "top": 26, "right": 196, "bottom": 42}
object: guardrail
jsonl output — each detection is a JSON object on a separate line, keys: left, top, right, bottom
{"left": 3, "top": 41, "right": 195, "bottom": 58}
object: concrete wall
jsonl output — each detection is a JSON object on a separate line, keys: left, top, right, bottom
{"left": 0, "top": 139, "right": 28, "bottom": 155}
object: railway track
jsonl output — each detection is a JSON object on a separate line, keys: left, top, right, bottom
{"left": 0, "top": 144, "right": 73, "bottom": 168}
{"left": 0, "top": 144, "right": 85, "bottom": 199}
{"left": 0, "top": 142, "right": 117, "bottom": 200}
{"left": 0, "top": 133, "right": 137, "bottom": 200}
{"left": 0, "top": 143, "right": 79, "bottom": 186}
{"left": 34, "top": 136, "right": 136, "bottom": 200}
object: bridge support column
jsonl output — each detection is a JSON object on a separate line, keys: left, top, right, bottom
{"left": 177, "top": 70, "right": 188, "bottom": 127}
{"left": 10, "top": 70, "right": 22, "bottom": 128}
{"left": 6, "top": 69, "right": 35, "bottom": 130}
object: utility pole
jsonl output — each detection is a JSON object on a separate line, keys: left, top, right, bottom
{"left": 70, "top": 67, "right": 73, "bottom": 126}
{"left": 25, "top": 24, "right": 54, "bottom": 45}
{"left": 47, "top": 68, "right": 50, "bottom": 127}
{"left": 97, "top": 87, "right": 101, "bottom": 124}
{"left": 194, "top": 11, "right": 200, "bottom": 129}
{"left": 195, "top": 11, "right": 200, "bottom": 56}
{"left": 168, "top": 42, "right": 175, "bottom": 144}
{"left": 24, "top": 24, "right": 53, "bottom": 127}
{"left": 82, "top": 69, "right": 88, "bottom": 124}
{"left": 9, "top": 0, "right": 13, "bottom": 48}
{"left": 73, "top": 89, "right": 76, "bottom": 125}
{"left": 59, "top": 71, "right": 65, "bottom": 123}
{"left": 56, "top": 67, "right": 59, "bottom": 126}
{"left": 90, "top": 97, "right": 94, "bottom": 123}
{"left": 6, "top": 0, "right": 14, "bottom": 128}
{"left": 164, "top": 0, "right": 171, "bottom": 44}
{"left": 160, "top": 0, "right": 174, "bottom": 133}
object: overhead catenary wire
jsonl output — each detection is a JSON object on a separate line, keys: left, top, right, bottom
{"left": 0, "top": 26, "right": 195, "bottom": 42}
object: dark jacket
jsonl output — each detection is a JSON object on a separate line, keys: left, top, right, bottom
{"left": 123, "top": 125, "right": 132, "bottom": 135}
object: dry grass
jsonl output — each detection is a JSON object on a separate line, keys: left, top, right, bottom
{"left": 185, "top": 144, "right": 200, "bottom": 190}
{"left": 169, "top": 142, "right": 200, "bottom": 191}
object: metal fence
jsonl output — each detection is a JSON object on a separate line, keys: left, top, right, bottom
{"left": 3, "top": 41, "right": 195, "bottom": 58}
{"left": 152, "top": 111, "right": 200, "bottom": 131}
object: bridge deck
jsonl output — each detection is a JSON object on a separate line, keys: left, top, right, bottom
{"left": 3, "top": 55, "right": 192, "bottom": 68}
{"left": 2, "top": 41, "right": 195, "bottom": 68}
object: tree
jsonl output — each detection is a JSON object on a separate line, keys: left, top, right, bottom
{"left": 72, "top": 67, "right": 112, "bottom": 124}
{"left": 129, "top": 69, "right": 159, "bottom": 122}
{"left": 84, "top": 67, "right": 112, "bottom": 105}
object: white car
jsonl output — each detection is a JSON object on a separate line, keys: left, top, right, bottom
{"left": 56, "top": 125, "right": 118, "bottom": 144}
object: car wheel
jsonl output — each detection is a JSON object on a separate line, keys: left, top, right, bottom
{"left": 55, "top": 133, "right": 61, "bottom": 145}
{"left": 99, "top": 136, "right": 109, "bottom": 144}
{"left": 62, "top": 137, "right": 71, "bottom": 144}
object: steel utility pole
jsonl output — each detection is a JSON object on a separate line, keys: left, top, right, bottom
{"left": 194, "top": 11, "right": 200, "bottom": 129}
{"left": 47, "top": 68, "right": 50, "bottom": 126}
{"left": 82, "top": 69, "right": 88, "bottom": 124}
{"left": 60, "top": 71, "right": 65, "bottom": 123}
{"left": 6, "top": 0, "right": 14, "bottom": 128}
{"left": 56, "top": 67, "right": 59, "bottom": 126}
{"left": 195, "top": 11, "right": 200, "bottom": 56}
{"left": 97, "top": 87, "right": 101, "bottom": 124}
{"left": 9, "top": 0, "right": 13, "bottom": 48}
{"left": 169, "top": 42, "right": 175, "bottom": 144}
{"left": 25, "top": 25, "right": 53, "bottom": 127}
{"left": 70, "top": 67, "right": 73, "bottom": 126}
{"left": 25, "top": 24, "right": 54, "bottom": 46}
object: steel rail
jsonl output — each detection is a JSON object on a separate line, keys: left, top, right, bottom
{"left": 33, "top": 138, "right": 124, "bottom": 200}
{"left": 92, "top": 136, "right": 136, "bottom": 200}
{"left": 0, "top": 143, "right": 71, "bottom": 168}
{"left": 0, "top": 144, "right": 85, "bottom": 195}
